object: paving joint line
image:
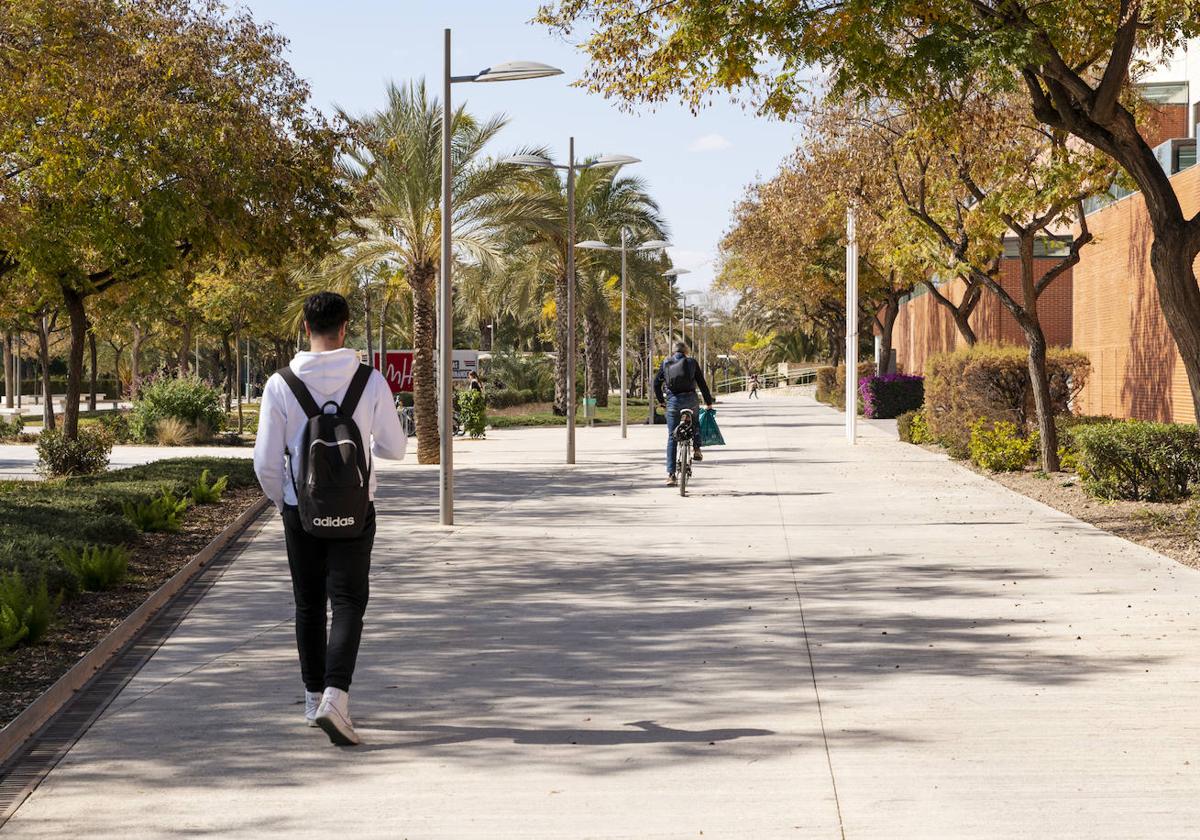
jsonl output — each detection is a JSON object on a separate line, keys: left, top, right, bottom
{"left": 762, "top": 409, "right": 847, "bottom": 840}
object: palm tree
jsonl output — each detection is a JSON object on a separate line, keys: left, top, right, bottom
{"left": 302, "top": 80, "right": 544, "bottom": 463}
{"left": 513, "top": 166, "right": 666, "bottom": 413}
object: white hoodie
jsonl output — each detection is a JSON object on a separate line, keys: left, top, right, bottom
{"left": 253, "top": 348, "right": 407, "bottom": 510}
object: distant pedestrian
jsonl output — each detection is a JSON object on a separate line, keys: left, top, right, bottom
{"left": 748, "top": 374, "right": 760, "bottom": 399}
{"left": 253, "top": 291, "right": 408, "bottom": 746}
{"left": 468, "top": 370, "right": 483, "bottom": 393}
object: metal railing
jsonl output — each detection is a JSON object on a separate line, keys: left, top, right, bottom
{"left": 715, "top": 368, "right": 819, "bottom": 394}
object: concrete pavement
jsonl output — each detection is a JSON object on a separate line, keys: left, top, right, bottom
{"left": 4, "top": 396, "right": 1199, "bottom": 838}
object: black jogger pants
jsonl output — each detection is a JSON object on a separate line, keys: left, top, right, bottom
{"left": 282, "top": 503, "right": 376, "bottom": 693}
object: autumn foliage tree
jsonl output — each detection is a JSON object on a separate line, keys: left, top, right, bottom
{"left": 0, "top": 0, "right": 346, "bottom": 440}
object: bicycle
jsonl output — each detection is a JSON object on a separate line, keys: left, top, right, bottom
{"left": 395, "top": 398, "right": 464, "bottom": 438}
{"left": 674, "top": 408, "right": 696, "bottom": 497}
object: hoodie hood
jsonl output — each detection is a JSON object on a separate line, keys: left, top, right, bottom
{"left": 289, "top": 348, "right": 362, "bottom": 398}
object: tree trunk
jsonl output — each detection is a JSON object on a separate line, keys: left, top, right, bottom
{"left": 177, "top": 320, "right": 192, "bottom": 374}
{"left": 1025, "top": 326, "right": 1060, "bottom": 472}
{"left": 364, "top": 288, "right": 374, "bottom": 365}
{"left": 583, "top": 306, "right": 609, "bottom": 407}
{"left": 88, "top": 330, "right": 98, "bottom": 412}
{"left": 130, "top": 324, "right": 143, "bottom": 397}
{"left": 1148, "top": 229, "right": 1200, "bottom": 421}
{"left": 37, "top": 314, "right": 54, "bottom": 432}
{"left": 877, "top": 290, "right": 901, "bottom": 375}
{"left": 378, "top": 294, "right": 390, "bottom": 376}
{"left": 553, "top": 272, "right": 569, "bottom": 415}
{"left": 923, "top": 278, "right": 981, "bottom": 346}
{"left": 221, "top": 334, "right": 233, "bottom": 412}
{"left": 60, "top": 287, "right": 88, "bottom": 440}
{"left": 235, "top": 330, "right": 243, "bottom": 435}
{"left": 3, "top": 332, "right": 12, "bottom": 410}
{"left": 410, "top": 263, "right": 440, "bottom": 464}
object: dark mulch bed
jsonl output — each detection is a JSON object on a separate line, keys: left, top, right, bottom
{"left": 0, "top": 486, "right": 261, "bottom": 728}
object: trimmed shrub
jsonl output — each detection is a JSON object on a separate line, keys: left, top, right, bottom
{"left": 0, "top": 415, "right": 23, "bottom": 441}
{"left": 123, "top": 491, "right": 189, "bottom": 532}
{"left": 815, "top": 366, "right": 837, "bottom": 404}
{"left": 36, "top": 427, "right": 113, "bottom": 477}
{"left": 1073, "top": 420, "right": 1200, "bottom": 501}
{"left": 189, "top": 469, "right": 228, "bottom": 504}
{"left": 58, "top": 544, "right": 129, "bottom": 592}
{"left": 817, "top": 362, "right": 876, "bottom": 410}
{"left": 131, "top": 373, "right": 224, "bottom": 442}
{"left": 97, "top": 411, "right": 132, "bottom": 443}
{"left": 458, "top": 389, "right": 487, "bottom": 438}
{"left": 897, "top": 409, "right": 932, "bottom": 444}
{"left": 485, "top": 388, "right": 538, "bottom": 409}
{"left": 969, "top": 420, "right": 1036, "bottom": 472}
{"left": 860, "top": 374, "right": 924, "bottom": 419}
{"left": 925, "top": 344, "right": 1090, "bottom": 458}
{"left": 0, "top": 570, "right": 60, "bottom": 648}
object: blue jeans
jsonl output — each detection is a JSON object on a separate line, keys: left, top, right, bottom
{"left": 665, "top": 393, "right": 701, "bottom": 475}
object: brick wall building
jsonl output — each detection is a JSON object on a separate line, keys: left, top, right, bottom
{"left": 890, "top": 256, "right": 1074, "bottom": 376}
{"left": 1071, "top": 164, "right": 1200, "bottom": 423}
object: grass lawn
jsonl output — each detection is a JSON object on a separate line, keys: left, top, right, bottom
{"left": 0, "top": 457, "right": 258, "bottom": 593}
{"left": 489, "top": 398, "right": 654, "bottom": 429}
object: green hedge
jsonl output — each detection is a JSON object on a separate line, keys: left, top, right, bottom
{"left": 1073, "top": 420, "right": 1200, "bottom": 501}
{"left": 485, "top": 388, "right": 537, "bottom": 409}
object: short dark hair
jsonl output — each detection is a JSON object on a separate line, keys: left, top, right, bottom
{"left": 304, "top": 292, "right": 350, "bottom": 337}
{"left": 674, "top": 341, "right": 689, "bottom": 355}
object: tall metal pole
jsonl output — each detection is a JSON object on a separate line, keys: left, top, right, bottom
{"left": 566, "top": 137, "right": 577, "bottom": 464}
{"left": 439, "top": 28, "right": 455, "bottom": 523}
{"left": 845, "top": 204, "right": 858, "bottom": 445}
{"left": 619, "top": 227, "right": 628, "bottom": 438}
{"left": 646, "top": 315, "right": 655, "bottom": 423}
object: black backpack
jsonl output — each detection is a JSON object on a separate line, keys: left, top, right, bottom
{"left": 664, "top": 356, "right": 696, "bottom": 394}
{"left": 278, "top": 364, "right": 373, "bottom": 539}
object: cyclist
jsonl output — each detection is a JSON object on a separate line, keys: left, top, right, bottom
{"left": 654, "top": 341, "right": 714, "bottom": 486}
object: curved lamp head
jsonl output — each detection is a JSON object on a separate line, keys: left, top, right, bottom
{"left": 588, "top": 154, "right": 641, "bottom": 170}
{"left": 575, "top": 240, "right": 613, "bottom": 250}
{"left": 501, "top": 153, "right": 558, "bottom": 169}
{"left": 637, "top": 239, "right": 671, "bottom": 251}
{"left": 474, "top": 61, "right": 563, "bottom": 83}
{"left": 662, "top": 267, "right": 692, "bottom": 277}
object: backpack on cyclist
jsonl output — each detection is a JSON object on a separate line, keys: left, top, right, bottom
{"left": 277, "top": 364, "right": 373, "bottom": 539}
{"left": 664, "top": 356, "right": 696, "bottom": 394}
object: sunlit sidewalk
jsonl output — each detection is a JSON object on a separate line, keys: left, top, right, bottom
{"left": 6, "top": 397, "right": 1199, "bottom": 839}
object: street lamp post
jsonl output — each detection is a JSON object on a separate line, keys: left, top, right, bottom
{"left": 845, "top": 204, "right": 858, "bottom": 445}
{"left": 439, "top": 29, "right": 561, "bottom": 526}
{"left": 504, "top": 149, "right": 640, "bottom": 463}
{"left": 577, "top": 233, "right": 670, "bottom": 439}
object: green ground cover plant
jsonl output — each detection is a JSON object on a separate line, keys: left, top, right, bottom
{"left": 969, "top": 420, "right": 1036, "bottom": 472}
{"left": 189, "top": 469, "right": 229, "bottom": 504}
{"left": 57, "top": 545, "right": 130, "bottom": 592}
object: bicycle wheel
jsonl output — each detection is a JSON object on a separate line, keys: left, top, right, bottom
{"left": 678, "top": 441, "right": 690, "bottom": 497}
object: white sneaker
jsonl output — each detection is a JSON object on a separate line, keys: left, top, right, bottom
{"left": 314, "top": 687, "right": 361, "bottom": 746}
{"left": 304, "top": 691, "right": 322, "bottom": 728}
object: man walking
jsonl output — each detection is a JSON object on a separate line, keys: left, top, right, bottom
{"left": 254, "top": 292, "right": 407, "bottom": 746}
{"left": 748, "top": 373, "right": 760, "bottom": 399}
{"left": 655, "top": 341, "right": 714, "bottom": 486}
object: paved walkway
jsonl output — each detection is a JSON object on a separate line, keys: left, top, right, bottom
{"left": 5, "top": 397, "right": 1199, "bottom": 838}
{"left": 0, "top": 443, "right": 251, "bottom": 480}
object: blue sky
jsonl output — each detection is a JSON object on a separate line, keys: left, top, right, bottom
{"left": 241, "top": 1, "right": 801, "bottom": 293}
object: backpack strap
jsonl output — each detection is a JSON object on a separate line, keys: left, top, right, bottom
{"left": 277, "top": 367, "right": 321, "bottom": 419}
{"left": 338, "top": 364, "right": 374, "bottom": 418}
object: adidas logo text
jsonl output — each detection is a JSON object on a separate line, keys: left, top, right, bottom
{"left": 312, "top": 516, "right": 356, "bottom": 528}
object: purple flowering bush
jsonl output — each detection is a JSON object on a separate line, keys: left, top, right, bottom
{"left": 860, "top": 374, "right": 924, "bottom": 419}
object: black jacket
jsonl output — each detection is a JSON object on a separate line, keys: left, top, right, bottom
{"left": 654, "top": 353, "right": 713, "bottom": 404}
